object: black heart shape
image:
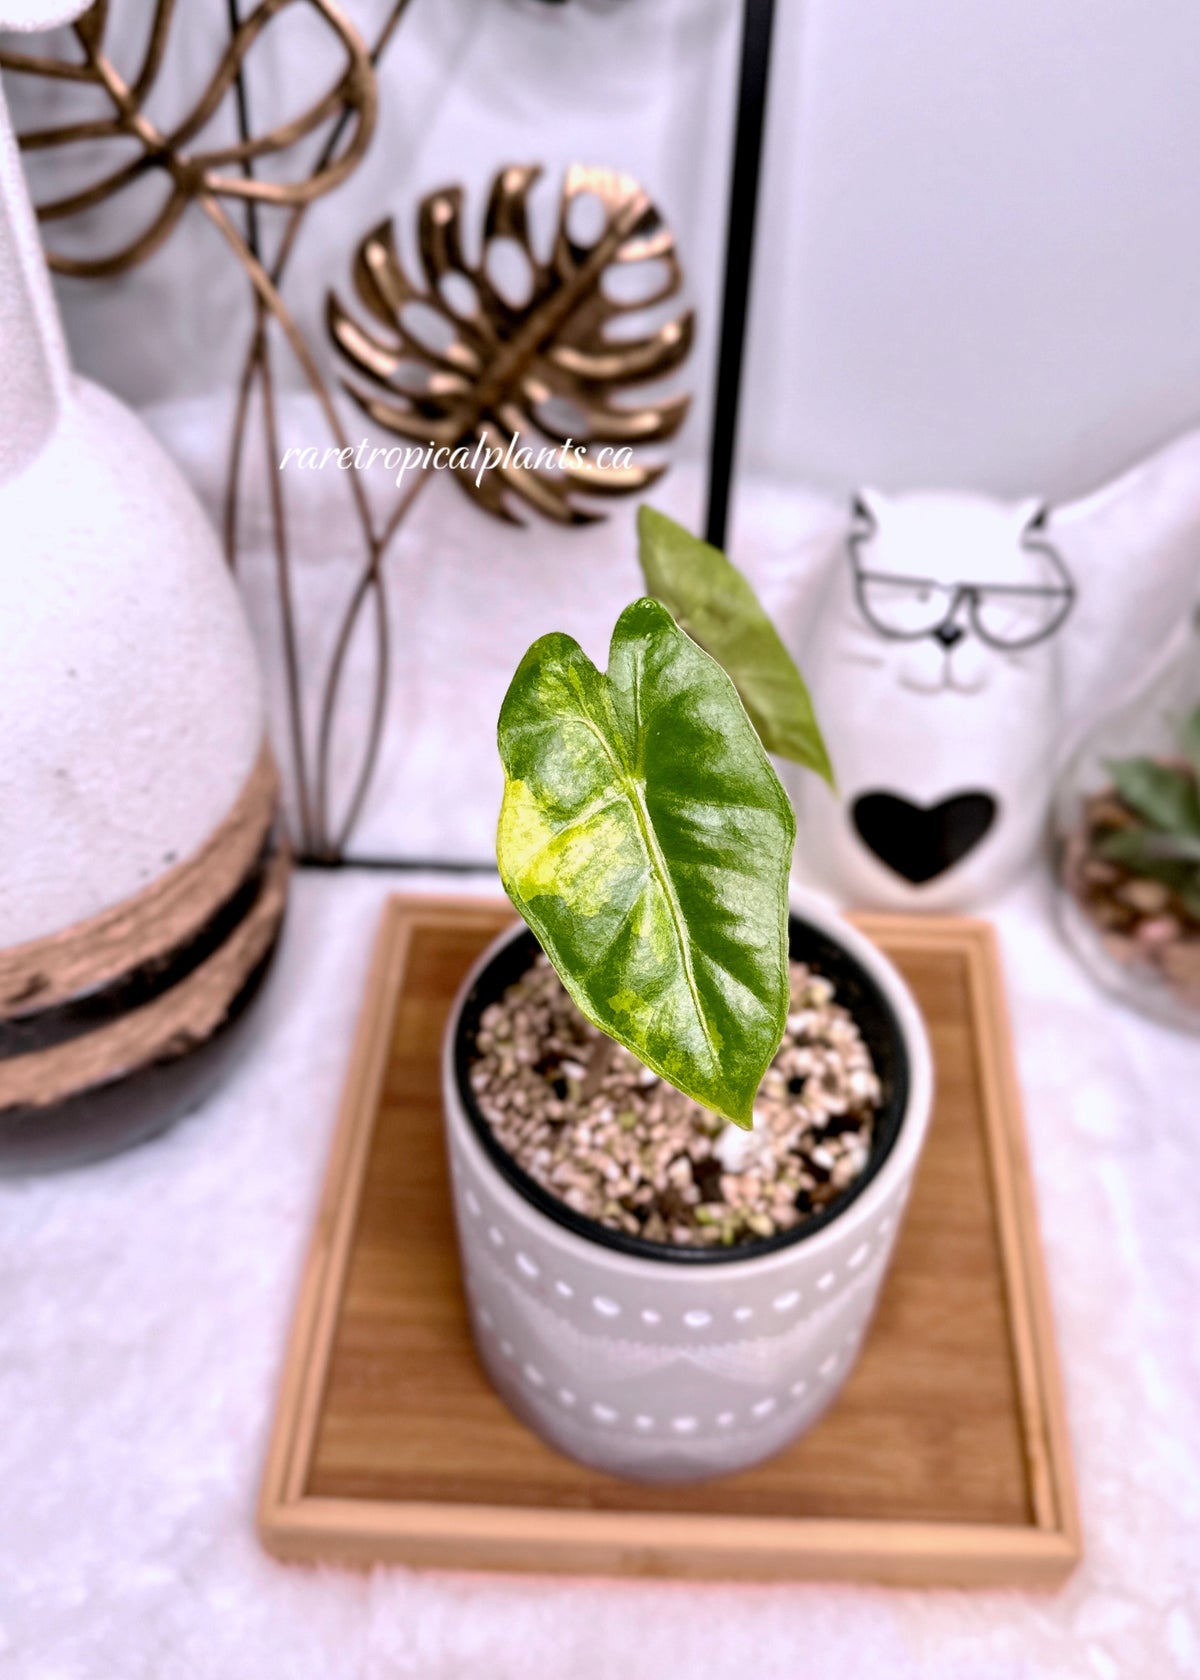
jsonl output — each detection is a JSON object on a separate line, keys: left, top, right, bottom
{"left": 852, "top": 791, "right": 998, "bottom": 885}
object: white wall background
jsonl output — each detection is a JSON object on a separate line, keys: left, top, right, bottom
{"left": 8, "top": 0, "right": 1200, "bottom": 504}
{"left": 744, "top": 0, "right": 1200, "bottom": 501}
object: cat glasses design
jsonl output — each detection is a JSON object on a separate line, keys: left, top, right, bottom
{"left": 848, "top": 502, "right": 1076, "bottom": 652}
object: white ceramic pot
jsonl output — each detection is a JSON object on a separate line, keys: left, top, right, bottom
{"left": 441, "top": 887, "right": 934, "bottom": 1484}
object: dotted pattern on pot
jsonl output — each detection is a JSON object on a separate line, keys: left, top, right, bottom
{"left": 470, "top": 1304, "right": 867, "bottom": 1440}
{"left": 447, "top": 1121, "right": 915, "bottom": 1483}
{"left": 458, "top": 1174, "right": 895, "bottom": 1339}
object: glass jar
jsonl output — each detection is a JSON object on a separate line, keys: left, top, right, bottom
{"left": 1053, "top": 609, "right": 1200, "bottom": 1032}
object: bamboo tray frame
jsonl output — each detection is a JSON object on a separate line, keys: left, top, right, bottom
{"left": 258, "top": 896, "right": 1079, "bottom": 1587}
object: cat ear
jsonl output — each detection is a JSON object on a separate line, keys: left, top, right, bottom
{"left": 1045, "top": 426, "right": 1200, "bottom": 733}
{"left": 1015, "top": 496, "right": 1048, "bottom": 533}
{"left": 850, "top": 487, "right": 887, "bottom": 535}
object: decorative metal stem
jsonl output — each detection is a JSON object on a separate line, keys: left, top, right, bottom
{"left": 202, "top": 193, "right": 394, "bottom": 855}
{"left": 315, "top": 467, "right": 430, "bottom": 856}
{"left": 3, "top": 3, "right": 695, "bottom": 866}
{"left": 219, "top": 0, "right": 415, "bottom": 856}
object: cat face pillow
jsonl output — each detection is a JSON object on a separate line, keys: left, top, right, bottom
{"left": 789, "top": 434, "right": 1200, "bottom": 910}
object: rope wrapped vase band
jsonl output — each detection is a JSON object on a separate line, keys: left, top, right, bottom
{"left": 0, "top": 742, "right": 289, "bottom": 1172}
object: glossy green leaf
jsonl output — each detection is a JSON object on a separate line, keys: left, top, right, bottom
{"left": 636, "top": 505, "right": 834, "bottom": 784}
{"left": 496, "top": 597, "right": 795, "bottom": 1127}
{"left": 1106, "top": 756, "right": 1200, "bottom": 838}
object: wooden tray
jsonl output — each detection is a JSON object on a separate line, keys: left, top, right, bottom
{"left": 258, "top": 896, "right": 1079, "bottom": 1587}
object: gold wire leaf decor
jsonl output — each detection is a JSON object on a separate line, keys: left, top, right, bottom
{"left": 0, "top": 0, "right": 376, "bottom": 277}
{"left": 328, "top": 163, "right": 695, "bottom": 526}
{"left": 0, "top": 0, "right": 406, "bottom": 861}
{"left": 0, "top": 0, "right": 694, "bottom": 861}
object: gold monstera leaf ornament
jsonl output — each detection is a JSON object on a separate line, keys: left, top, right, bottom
{"left": 328, "top": 163, "right": 695, "bottom": 526}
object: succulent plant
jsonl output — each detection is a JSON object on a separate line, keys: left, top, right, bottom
{"left": 1093, "top": 705, "right": 1200, "bottom": 923}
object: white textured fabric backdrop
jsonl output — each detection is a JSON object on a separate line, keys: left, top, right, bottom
{"left": 0, "top": 865, "right": 1197, "bottom": 1679}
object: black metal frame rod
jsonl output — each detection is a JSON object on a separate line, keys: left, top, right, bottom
{"left": 704, "top": 0, "right": 778, "bottom": 551}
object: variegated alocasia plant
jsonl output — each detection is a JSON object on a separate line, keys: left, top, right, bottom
{"left": 496, "top": 518, "right": 832, "bottom": 1128}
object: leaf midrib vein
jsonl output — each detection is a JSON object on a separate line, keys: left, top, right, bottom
{"left": 565, "top": 661, "right": 714, "bottom": 1062}
{"left": 627, "top": 648, "right": 713, "bottom": 1059}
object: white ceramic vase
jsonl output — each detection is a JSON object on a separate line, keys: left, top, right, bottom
{"left": 0, "top": 4, "right": 288, "bottom": 1169}
{"left": 441, "top": 888, "right": 933, "bottom": 1484}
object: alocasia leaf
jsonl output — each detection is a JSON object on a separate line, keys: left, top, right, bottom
{"left": 1106, "top": 756, "right": 1200, "bottom": 837}
{"left": 496, "top": 597, "right": 795, "bottom": 1127}
{"left": 636, "top": 505, "right": 834, "bottom": 784}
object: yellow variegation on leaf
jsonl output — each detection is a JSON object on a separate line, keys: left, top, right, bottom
{"left": 496, "top": 599, "right": 795, "bottom": 1127}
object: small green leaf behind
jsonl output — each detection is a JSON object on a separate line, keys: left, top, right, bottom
{"left": 496, "top": 597, "right": 796, "bottom": 1127}
{"left": 1105, "top": 756, "right": 1200, "bottom": 837}
{"left": 636, "top": 505, "right": 834, "bottom": 785}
